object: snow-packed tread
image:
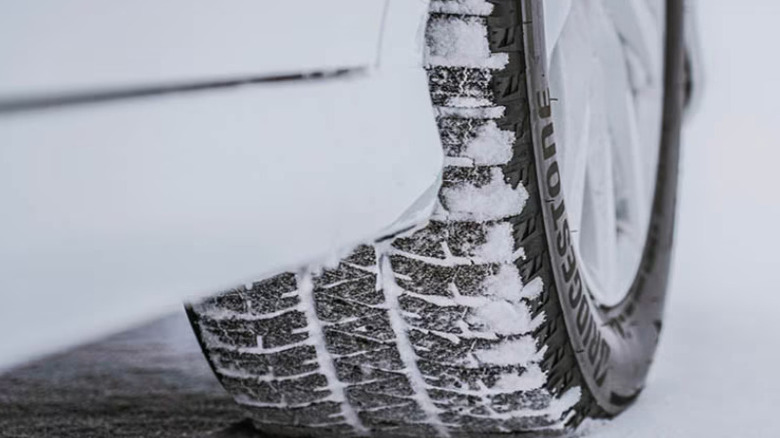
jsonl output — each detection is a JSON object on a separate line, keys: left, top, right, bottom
{"left": 188, "top": 1, "right": 588, "bottom": 436}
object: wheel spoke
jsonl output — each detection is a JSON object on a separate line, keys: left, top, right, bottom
{"left": 543, "top": 0, "right": 573, "bottom": 66}
{"left": 567, "top": 103, "right": 592, "bottom": 239}
{"left": 548, "top": 1, "right": 595, "bottom": 240}
{"left": 615, "top": 91, "right": 650, "bottom": 245}
{"left": 603, "top": 0, "right": 664, "bottom": 87}
{"left": 580, "top": 96, "right": 619, "bottom": 296}
{"left": 545, "top": 0, "right": 666, "bottom": 305}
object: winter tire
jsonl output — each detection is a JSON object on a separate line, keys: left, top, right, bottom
{"left": 187, "top": 0, "right": 685, "bottom": 436}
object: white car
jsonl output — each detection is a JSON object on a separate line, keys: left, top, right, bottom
{"left": 0, "top": 0, "right": 701, "bottom": 436}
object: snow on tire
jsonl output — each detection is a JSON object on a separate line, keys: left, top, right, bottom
{"left": 187, "top": 0, "right": 685, "bottom": 436}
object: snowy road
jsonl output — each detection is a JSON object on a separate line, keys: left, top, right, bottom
{"left": 0, "top": 313, "right": 252, "bottom": 437}
{"left": 2, "top": 279, "right": 777, "bottom": 437}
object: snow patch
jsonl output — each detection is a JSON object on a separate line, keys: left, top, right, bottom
{"left": 444, "top": 96, "right": 493, "bottom": 108}
{"left": 545, "top": 387, "right": 582, "bottom": 421}
{"left": 481, "top": 264, "right": 525, "bottom": 301}
{"left": 473, "top": 223, "right": 518, "bottom": 263}
{"left": 465, "top": 121, "right": 516, "bottom": 165}
{"left": 473, "top": 337, "right": 542, "bottom": 366}
{"left": 494, "top": 364, "right": 547, "bottom": 392}
{"left": 441, "top": 167, "right": 528, "bottom": 221}
{"left": 470, "top": 300, "right": 533, "bottom": 336}
{"left": 444, "top": 156, "right": 476, "bottom": 167}
{"left": 435, "top": 105, "right": 505, "bottom": 119}
{"left": 429, "top": 0, "right": 494, "bottom": 16}
{"left": 425, "top": 17, "right": 508, "bottom": 69}
{"left": 519, "top": 277, "right": 544, "bottom": 300}
{"left": 480, "top": 264, "right": 543, "bottom": 303}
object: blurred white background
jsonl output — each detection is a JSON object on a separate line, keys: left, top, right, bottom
{"left": 591, "top": 1, "right": 780, "bottom": 436}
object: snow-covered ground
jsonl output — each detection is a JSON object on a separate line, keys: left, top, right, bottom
{"left": 585, "top": 1, "right": 780, "bottom": 436}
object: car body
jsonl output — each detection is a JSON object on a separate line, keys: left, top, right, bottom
{"left": 0, "top": 0, "right": 701, "bottom": 371}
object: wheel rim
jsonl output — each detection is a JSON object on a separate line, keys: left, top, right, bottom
{"left": 545, "top": 0, "right": 667, "bottom": 306}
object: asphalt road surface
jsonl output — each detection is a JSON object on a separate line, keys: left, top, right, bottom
{"left": 0, "top": 312, "right": 264, "bottom": 438}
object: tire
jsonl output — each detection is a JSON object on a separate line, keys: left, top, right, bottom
{"left": 186, "top": 1, "right": 685, "bottom": 436}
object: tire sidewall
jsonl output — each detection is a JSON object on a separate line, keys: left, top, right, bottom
{"left": 521, "top": 0, "right": 686, "bottom": 415}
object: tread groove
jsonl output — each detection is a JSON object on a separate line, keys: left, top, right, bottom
{"left": 379, "top": 252, "right": 452, "bottom": 438}
{"left": 297, "top": 270, "right": 369, "bottom": 435}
